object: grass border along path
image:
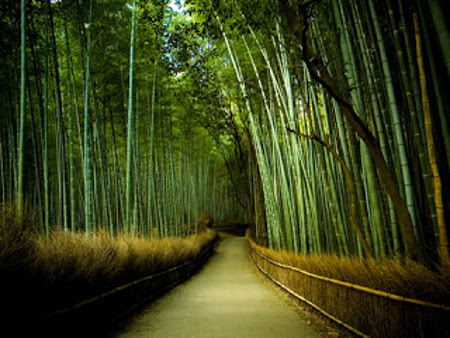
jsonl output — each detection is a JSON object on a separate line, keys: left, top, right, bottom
{"left": 0, "top": 205, "right": 218, "bottom": 337}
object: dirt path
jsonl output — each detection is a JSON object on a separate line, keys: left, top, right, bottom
{"left": 115, "top": 236, "right": 325, "bottom": 337}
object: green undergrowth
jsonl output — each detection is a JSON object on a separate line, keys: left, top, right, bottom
{"left": 0, "top": 204, "right": 217, "bottom": 321}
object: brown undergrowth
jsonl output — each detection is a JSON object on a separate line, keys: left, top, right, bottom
{"left": 248, "top": 234, "right": 450, "bottom": 337}
{"left": 0, "top": 203, "right": 217, "bottom": 324}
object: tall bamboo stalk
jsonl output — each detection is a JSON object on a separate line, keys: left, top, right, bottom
{"left": 414, "top": 13, "right": 449, "bottom": 262}
{"left": 83, "top": 0, "right": 93, "bottom": 236}
{"left": 125, "top": 0, "right": 137, "bottom": 235}
{"left": 43, "top": 0, "right": 50, "bottom": 235}
{"left": 64, "top": 16, "right": 76, "bottom": 232}
{"left": 17, "top": 0, "right": 27, "bottom": 214}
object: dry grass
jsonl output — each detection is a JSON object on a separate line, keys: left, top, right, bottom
{"left": 31, "top": 228, "right": 215, "bottom": 287}
{"left": 248, "top": 235, "right": 450, "bottom": 305}
{"left": 0, "top": 203, "right": 217, "bottom": 321}
{"left": 248, "top": 235, "right": 450, "bottom": 337}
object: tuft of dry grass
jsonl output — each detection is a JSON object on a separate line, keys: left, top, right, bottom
{"left": 0, "top": 203, "right": 217, "bottom": 323}
{"left": 0, "top": 203, "right": 35, "bottom": 264}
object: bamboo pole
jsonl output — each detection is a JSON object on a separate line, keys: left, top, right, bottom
{"left": 125, "top": 0, "right": 137, "bottom": 235}
{"left": 17, "top": 0, "right": 26, "bottom": 214}
{"left": 83, "top": 0, "right": 93, "bottom": 236}
{"left": 413, "top": 13, "right": 449, "bottom": 262}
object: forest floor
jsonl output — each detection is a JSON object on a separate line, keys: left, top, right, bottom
{"left": 115, "top": 234, "right": 329, "bottom": 338}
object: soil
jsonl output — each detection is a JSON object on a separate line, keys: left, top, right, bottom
{"left": 115, "top": 235, "right": 327, "bottom": 337}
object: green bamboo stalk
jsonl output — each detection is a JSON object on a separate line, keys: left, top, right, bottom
{"left": 43, "top": 0, "right": 50, "bottom": 235}
{"left": 147, "top": 65, "right": 157, "bottom": 236}
{"left": 125, "top": 0, "right": 137, "bottom": 235}
{"left": 83, "top": 0, "right": 93, "bottom": 236}
{"left": 63, "top": 16, "right": 76, "bottom": 233}
{"left": 92, "top": 85, "right": 110, "bottom": 232}
{"left": 133, "top": 91, "right": 140, "bottom": 236}
{"left": 17, "top": 0, "right": 26, "bottom": 214}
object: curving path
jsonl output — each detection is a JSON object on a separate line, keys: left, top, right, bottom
{"left": 116, "top": 236, "right": 325, "bottom": 338}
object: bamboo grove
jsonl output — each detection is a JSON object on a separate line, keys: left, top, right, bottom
{"left": 205, "top": 0, "right": 449, "bottom": 263}
{"left": 1, "top": 0, "right": 449, "bottom": 265}
{"left": 0, "top": 0, "right": 245, "bottom": 238}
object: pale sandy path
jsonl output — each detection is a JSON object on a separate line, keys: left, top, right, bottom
{"left": 115, "top": 236, "right": 325, "bottom": 338}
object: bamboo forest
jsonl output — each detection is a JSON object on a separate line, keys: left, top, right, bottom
{"left": 0, "top": 0, "right": 449, "bottom": 336}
